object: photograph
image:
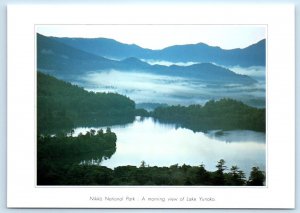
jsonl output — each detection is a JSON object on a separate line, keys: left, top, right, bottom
{"left": 36, "top": 25, "right": 266, "bottom": 186}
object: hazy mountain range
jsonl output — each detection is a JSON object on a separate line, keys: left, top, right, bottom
{"left": 52, "top": 35, "right": 266, "bottom": 67}
{"left": 37, "top": 33, "right": 265, "bottom": 84}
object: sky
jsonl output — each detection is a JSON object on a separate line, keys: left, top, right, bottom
{"left": 36, "top": 25, "right": 266, "bottom": 50}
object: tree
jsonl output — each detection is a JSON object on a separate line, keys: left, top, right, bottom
{"left": 70, "top": 129, "right": 75, "bottom": 137}
{"left": 90, "top": 129, "right": 96, "bottom": 136}
{"left": 227, "top": 165, "right": 246, "bottom": 185}
{"left": 140, "top": 160, "right": 146, "bottom": 168}
{"left": 97, "top": 129, "right": 104, "bottom": 136}
{"left": 195, "top": 164, "right": 211, "bottom": 185}
{"left": 247, "top": 167, "right": 265, "bottom": 186}
{"left": 216, "top": 159, "right": 227, "bottom": 172}
{"left": 213, "top": 159, "right": 227, "bottom": 185}
{"left": 106, "top": 127, "right": 112, "bottom": 134}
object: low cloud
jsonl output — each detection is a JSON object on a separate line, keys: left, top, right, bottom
{"left": 75, "top": 69, "right": 265, "bottom": 107}
{"left": 141, "top": 59, "right": 198, "bottom": 67}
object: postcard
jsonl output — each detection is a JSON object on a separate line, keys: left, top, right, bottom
{"left": 7, "top": 3, "right": 295, "bottom": 208}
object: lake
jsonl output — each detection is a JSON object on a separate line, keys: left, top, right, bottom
{"left": 73, "top": 116, "right": 266, "bottom": 177}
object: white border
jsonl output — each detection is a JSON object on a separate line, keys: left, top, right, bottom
{"left": 7, "top": 4, "right": 295, "bottom": 208}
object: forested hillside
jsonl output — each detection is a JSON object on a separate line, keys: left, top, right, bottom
{"left": 152, "top": 99, "right": 265, "bottom": 132}
{"left": 37, "top": 72, "right": 135, "bottom": 134}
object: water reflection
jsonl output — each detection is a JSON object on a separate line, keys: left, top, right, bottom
{"left": 206, "top": 130, "right": 266, "bottom": 143}
{"left": 73, "top": 117, "right": 265, "bottom": 177}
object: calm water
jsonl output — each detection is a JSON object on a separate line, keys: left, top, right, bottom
{"left": 74, "top": 117, "right": 266, "bottom": 176}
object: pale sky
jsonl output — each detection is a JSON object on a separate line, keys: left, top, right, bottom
{"left": 37, "top": 25, "right": 266, "bottom": 50}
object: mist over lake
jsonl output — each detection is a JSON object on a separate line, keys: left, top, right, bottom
{"left": 72, "top": 66, "right": 265, "bottom": 108}
{"left": 228, "top": 66, "right": 266, "bottom": 82}
{"left": 141, "top": 59, "right": 198, "bottom": 67}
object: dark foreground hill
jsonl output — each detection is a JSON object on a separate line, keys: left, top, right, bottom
{"left": 37, "top": 72, "right": 135, "bottom": 134}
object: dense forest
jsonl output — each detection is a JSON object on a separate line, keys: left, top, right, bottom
{"left": 40, "top": 163, "right": 265, "bottom": 186}
{"left": 37, "top": 72, "right": 135, "bottom": 134}
{"left": 37, "top": 129, "right": 117, "bottom": 185}
{"left": 151, "top": 99, "right": 265, "bottom": 132}
{"left": 37, "top": 132, "right": 265, "bottom": 186}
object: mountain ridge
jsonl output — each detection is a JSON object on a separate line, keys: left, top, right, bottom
{"left": 49, "top": 34, "right": 265, "bottom": 67}
{"left": 37, "top": 33, "right": 257, "bottom": 84}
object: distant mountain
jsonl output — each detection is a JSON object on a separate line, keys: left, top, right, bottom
{"left": 37, "top": 33, "right": 256, "bottom": 84}
{"left": 52, "top": 36, "right": 153, "bottom": 60}
{"left": 153, "top": 40, "right": 266, "bottom": 67}
{"left": 37, "top": 33, "right": 114, "bottom": 75}
{"left": 53, "top": 36, "right": 266, "bottom": 67}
